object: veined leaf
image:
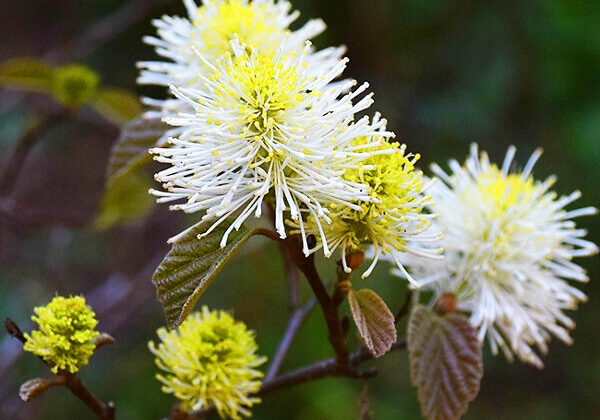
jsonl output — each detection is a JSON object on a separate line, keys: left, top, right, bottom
{"left": 92, "top": 88, "right": 142, "bottom": 124}
{"left": 408, "top": 306, "right": 483, "bottom": 420}
{"left": 348, "top": 289, "right": 397, "bottom": 357}
{"left": 153, "top": 219, "right": 253, "bottom": 329}
{"left": 106, "top": 116, "right": 167, "bottom": 185}
{"left": 0, "top": 57, "right": 53, "bottom": 92}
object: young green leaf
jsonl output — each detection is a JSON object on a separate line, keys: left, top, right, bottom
{"left": 0, "top": 57, "right": 54, "bottom": 92}
{"left": 153, "top": 219, "right": 253, "bottom": 329}
{"left": 408, "top": 306, "right": 483, "bottom": 420}
{"left": 19, "top": 377, "right": 65, "bottom": 402}
{"left": 94, "top": 170, "right": 154, "bottom": 230}
{"left": 51, "top": 64, "right": 99, "bottom": 108}
{"left": 348, "top": 289, "right": 397, "bottom": 357}
{"left": 106, "top": 116, "right": 167, "bottom": 186}
{"left": 92, "top": 88, "right": 142, "bottom": 124}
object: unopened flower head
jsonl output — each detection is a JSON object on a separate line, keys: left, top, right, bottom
{"left": 23, "top": 296, "right": 99, "bottom": 374}
{"left": 138, "top": 0, "right": 330, "bottom": 88}
{"left": 150, "top": 41, "right": 392, "bottom": 254}
{"left": 53, "top": 64, "right": 99, "bottom": 107}
{"left": 401, "top": 144, "right": 598, "bottom": 368}
{"left": 148, "top": 307, "right": 266, "bottom": 419}
{"left": 297, "top": 122, "right": 443, "bottom": 278}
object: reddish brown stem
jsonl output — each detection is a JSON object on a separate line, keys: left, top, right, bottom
{"left": 395, "top": 290, "right": 413, "bottom": 323}
{"left": 4, "top": 318, "right": 115, "bottom": 420}
{"left": 0, "top": 112, "right": 67, "bottom": 196}
{"left": 282, "top": 236, "right": 350, "bottom": 370}
{"left": 188, "top": 338, "right": 407, "bottom": 419}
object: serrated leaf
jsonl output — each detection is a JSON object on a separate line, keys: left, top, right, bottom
{"left": 94, "top": 170, "right": 154, "bottom": 230}
{"left": 92, "top": 88, "right": 142, "bottom": 124}
{"left": 408, "top": 306, "right": 483, "bottom": 420}
{"left": 348, "top": 289, "right": 397, "bottom": 357}
{"left": 153, "top": 219, "right": 253, "bottom": 329}
{"left": 106, "top": 116, "right": 167, "bottom": 185}
{"left": 0, "top": 57, "right": 53, "bottom": 92}
{"left": 19, "top": 377, "right": 65, "bottom": 402}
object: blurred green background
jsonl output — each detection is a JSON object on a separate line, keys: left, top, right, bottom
{"left": 1, "top": 0, "right": 599, "bottom": 419}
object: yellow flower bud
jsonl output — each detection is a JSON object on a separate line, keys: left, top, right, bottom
{"left": 24, "top": 296, "right": 99, "bottom": 374}
{"left": 149, "top": 307, "right": 266, "bottom": 419}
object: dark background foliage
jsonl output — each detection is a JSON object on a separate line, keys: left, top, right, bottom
{"left": 1, "top": 0, "right": 599, "bottom": 419}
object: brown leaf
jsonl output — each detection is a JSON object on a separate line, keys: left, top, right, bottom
{"left": 19, "top": 377, "right": 65, "bottom": 402}
{"left": 408, "top": 306, "right": 483, "bottom": 420}
{"left": 92, "top": 333, "right": 115, "bottom": 350}
{"left": 348, "top": 289, "right": 397, "bottom": 357}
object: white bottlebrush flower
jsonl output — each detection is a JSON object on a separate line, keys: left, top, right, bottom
{"left": 137, "top": 0, "right": 343, "bottom": 148}
{"left": 399, "top": 144, "right": 598, "bottom": 368}
{"left": 150, "top": 40, "right": 393, "bottom": 254}
{"left": 138, "top": 0, "right": 332, "bottom": 87}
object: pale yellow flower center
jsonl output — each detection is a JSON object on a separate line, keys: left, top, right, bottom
{"left": 194, "top": 0, "right": 286, "bottom": 56}
{"left": 476, "top": 165, "right": 534, "bottom": 218}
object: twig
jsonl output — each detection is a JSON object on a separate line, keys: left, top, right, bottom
{"left": 4, "top": 318, "right": 115, "bottom": 420}
{"left": 188, "top": 338, "right": 407, "bottom": 419}
{"left": 62, "top": 374, "right": 115, "bottom": 420}
{"left": 43, "top": 0, "right": 173, "bottom": 64}
{"left": 358, "top": 385, "right": 372, "bottom": 420}
{"left": 278, "top": 240, "right": 300, "bottom": 308}
{"left": 282, "top": 236, "right": 350, "bottom": 369}
{"left": 0, "top": 112, "right": 67, "bottom": 196}
{"left": 395, "top": 290, "right": 413, "bottom": 323}
{"left": 348, "top": 339, "right": 407, "bottom": 366}
{"left": 248, "top": 230, "right": 352, "bottom": 371}
{"left": 4, "top": 319, "right": 26, "bottom": 343}
{"left": 263, "top": 204, "right": 301, "bottom": 308}
{"left": 265, "top": 297, "right": 317, "bottom": 382}
{"left": 251, "top": 228, "right": 281, "bottom": 242}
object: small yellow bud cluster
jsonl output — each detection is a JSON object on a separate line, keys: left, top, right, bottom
{"left": 24, "top": 296, "right": 100, "bottom": 374}
{"left": 53, "top": 64, "right": 99, "bottom": 107}
{"left": 149, "top": 307, "right": 266, "bottom": 419}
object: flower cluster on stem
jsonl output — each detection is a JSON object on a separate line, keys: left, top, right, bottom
{"left": 399, "top": 144, "right": 598, "bottom": 367}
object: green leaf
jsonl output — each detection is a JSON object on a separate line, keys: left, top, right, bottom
{"left": 408, "top": 306, "right": 483, "bottom": 420}
{"left": 106, "top": 116, "right": 167, "bottom": 185}
{"left": 92, "top": 88, "right": 142, "bottom": 124}
{"left": 0, "top": 57, "right": 53, "bottom": 92}
{"left": 93, "top": 170, "right": 154, "bottom": 230}
{"left": 348, "top": 289, "right": 397, "bottom": 357}
{"left": 153, "top": 219, "right": 253, "bottom": 329}
{"left": 19, "top": 377, "right": 65, "bottom": 402}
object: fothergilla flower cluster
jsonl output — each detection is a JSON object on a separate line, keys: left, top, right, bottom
{"left": 23, "top": 296, "right": 100, "bottom": 374}
{"left": 396, "top": 144, "right": 598, "bottom": 368}
{"left": 149, "top": 307, "right": 266, "bottom": 419}
{"left": 140, "top": 0, "right": 438, "bottom": 277}
{"left": 140, "top": 0, "right": 597, "bottom": 387}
